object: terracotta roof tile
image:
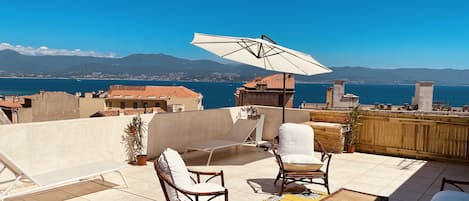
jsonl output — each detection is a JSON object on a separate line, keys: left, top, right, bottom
{"left": 243, "top": 74, "right": 295, "bottom": 90}
{"left": 90, "top": 111, "right": 120, "bottom": 117}
{"left": 107, "top": 85, "right": 202, "bottom": 99}
{"left": 0, "top": 100, "right": 22, "bottom": 108}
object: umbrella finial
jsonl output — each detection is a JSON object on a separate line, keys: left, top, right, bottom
{"left": 261, "top": 34, "right": 276, "bottom": 44}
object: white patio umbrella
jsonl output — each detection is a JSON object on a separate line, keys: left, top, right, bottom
{"left": 191, "top": 32, "right": 332, "bottom": 123}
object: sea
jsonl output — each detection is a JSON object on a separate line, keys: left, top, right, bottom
{"left": 1, "top": 78, "right": 469, "bottom": 108}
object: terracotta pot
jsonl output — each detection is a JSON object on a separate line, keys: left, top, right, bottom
{"left": 347, "top": 145, "right": 356, "bottom": 153}
{"left": 136, "top": 154, "right": 147, "bottom": 166}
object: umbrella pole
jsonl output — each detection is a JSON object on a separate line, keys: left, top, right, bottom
{"left": 282, "top": 72, "right": 286, "bottom": 123}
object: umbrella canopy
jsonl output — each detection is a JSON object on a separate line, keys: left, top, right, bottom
{"left": 191, "top": 33, "right": 332, "bottom": 123}
{"left": 191, "top": 33, "right": 332, "bottom": 76}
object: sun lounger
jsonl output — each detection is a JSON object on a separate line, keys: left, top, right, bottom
{"left": 0, "top": 149, "right": 129, "bottom": 200}
{"left": 185, "top": 117, "right": 263, "bottom": 166}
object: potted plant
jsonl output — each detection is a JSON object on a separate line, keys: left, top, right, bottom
{"left": 122, "top": 114, "right": 147, "bottom": 165}
{"left": 345, "top": 106, "right": 361, "bottom": 153}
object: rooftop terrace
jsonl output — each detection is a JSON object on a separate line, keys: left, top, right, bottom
{"left": 5, "top": 146, "right": 469, "bottom": 201}
{"left": 1, "top": 106, "right": 469, "bottom": 200}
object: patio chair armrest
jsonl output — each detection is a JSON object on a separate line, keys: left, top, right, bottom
{"left": 188, "top": 169, "right": 225, "bottom": 187}
{"left": 271, "top": 137, "right": 286, "bottom": 172}
{"left": 168, "top": 180, "right": 228, "bottom": 201}
{"left": 441, "top": 177, "right": 469, "bottom": 191}
{"left": 314, "top": 139, "right": 330, "bottom": 161}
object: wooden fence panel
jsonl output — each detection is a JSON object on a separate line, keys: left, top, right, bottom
{"left": 310, "top": 110, "right": 469, "bottom": 162}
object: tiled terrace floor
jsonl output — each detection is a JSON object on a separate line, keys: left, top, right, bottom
{"left": 6, "top": 146, "right": 469, "bottom": 201}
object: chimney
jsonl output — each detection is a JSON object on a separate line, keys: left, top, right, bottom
{"left": 332, "top": 80, "right": 345, "bottom": 108}
{"left": 412, "top": 81, "right": 434, "bottom": 112}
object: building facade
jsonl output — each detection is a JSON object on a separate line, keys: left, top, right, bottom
{"left": 105, "top": 85, "right": 203, "bottom": 113}
{"left": 78, "top": 92, "right": 106, "bottom": 118}
{"left": 235, "top": 74, "right": 295, "bottom": 108}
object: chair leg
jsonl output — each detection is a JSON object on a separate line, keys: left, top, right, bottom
{"left": 116, "top": 170, "right": 129, "bottom": 188}
{"left": 279, "top": 176, "right": 287, "bottom": 195}
{"left": 274, "top": 171, "right": 281, "bottom": 185}
{"left": 324, "top": 176, "right": 330, "bottom": 194}
{"left": 207, "top": 151, "right": 214, "bottom": 166}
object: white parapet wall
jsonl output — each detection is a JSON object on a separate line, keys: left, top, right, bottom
{"left": 0, "top": 106, "right": 313, "bottom": 177}
{"left": 146, "top": 108, "right": 236, "bottom": 158}
{"left": 0, "top": 114, "right": 154, "bottom": 176}
{"left": 253, "top": 106, "right": 312, "bottom": 140}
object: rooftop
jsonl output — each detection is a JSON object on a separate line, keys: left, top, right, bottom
{"left": 1, "top": 106, "right": 468, "bottom": 201}
{"left": 107, "top": 85, "right": 202, "bottom": 99}
{"left": 5, "top": 146, "right": 469, "bottom": 201}
{"left": 243, "top": 74, "right": 295, "bottom": 90}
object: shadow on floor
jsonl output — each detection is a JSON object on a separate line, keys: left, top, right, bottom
{"left": 6, "top": 179, "right": 118, "bottom": 201}
{"left": 184, "top": 146, "right": 274, "bottom": 166}
{"left": 387, "top": 160, "right": 469, "bottom": 201}
{"left": 246, "top": 178, "right": 316, "bottom": 195}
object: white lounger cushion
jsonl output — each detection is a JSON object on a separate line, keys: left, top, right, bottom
{"left": 33, "top": 160, "right": 128, "bottom": 186}
{"left": 186, "top": 140, "right": 242, "bottom": 151}
{"left": 431, "top": 190, "right": 469, "bottom": 201}
{"left": 278, "top": 123, "right": 315, "bottom": 156}
{"left": 157, "top": 148, "right": 193, "bottom": 201}
{"left": 282, "top": 154, "right": 323, "bottom": 171}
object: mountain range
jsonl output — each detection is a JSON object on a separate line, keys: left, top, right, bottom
{"left": 1, "top": 49, "right": 468, "bottom": 85}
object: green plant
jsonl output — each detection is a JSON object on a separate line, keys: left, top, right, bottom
{"left": 346, "top": 106, "right": 362, "bottom": 146}
{"left": 122, "top": 114, "right": 146, "bottom": 163}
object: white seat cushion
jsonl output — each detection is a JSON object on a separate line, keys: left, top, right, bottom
{"left": 180, "top": 182, "right": 226, "bottom": 201}
{"left": 281, "top": 154, "right": 323, "bottom": 171}
{"left": 431, "top": 191, "right": 469, "bottom": 201}
{"left": 278, "top": 123, "right": 314, "bottom": 156}
{"left": 157, "top": 148, "right": 193, "bottom": 201}
{"left": 186, "top": 182, "right": 225, "bottom": 193}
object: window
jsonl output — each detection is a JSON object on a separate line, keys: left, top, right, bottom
{"left": 120, "top": 102, "right": 125, "bottom": 109}
{"left": 108, "top": 102, "right": 112, "bottom": 108}
{"left": 133, "top": 102, "right": 138, "bottom": 109}
{"left": 155, "top": 102, "right": 161, "bottom": 107}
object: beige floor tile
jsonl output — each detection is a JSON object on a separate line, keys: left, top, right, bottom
{"left": 81, "top": 189, "right": 132, "bottom": 201}
{"left": 5, "top": 148, "right": 469, "bottom": 201}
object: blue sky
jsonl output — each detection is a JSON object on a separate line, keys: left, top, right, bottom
{"left": 1, "top": 0, "right": 469, "bottom": 69}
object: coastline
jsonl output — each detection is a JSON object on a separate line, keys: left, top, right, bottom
{"left": 1, "top": 76, "right": 467, "bottom": 87}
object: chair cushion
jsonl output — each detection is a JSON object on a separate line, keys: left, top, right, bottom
{"left": 157, "top": 148, "right": 193, "bottom": 201}
{"left": 186, "top": 182, "right": 225, "bottom": 193}
{"left": 431, "top": 190, "right": 469, "bottom": 201}
{"left": 181, "top": 182, "right": 226, "bottom": 201}
{"left": 281, "top": 154, "right": 324, "bottom": 171}
{"left": 278, "top": 123, "right": 314, "bottom": 156}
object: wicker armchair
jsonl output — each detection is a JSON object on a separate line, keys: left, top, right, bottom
{"left": 272, "top": 123, "right": 332, "bottom": 195}
{"left": 154, "top": 148, "right": 228, "bottom": 201}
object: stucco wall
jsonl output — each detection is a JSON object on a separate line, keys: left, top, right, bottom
{"left": 146, "top": 108, "right": 234, "bottom": 158}
{"left": 16, "top": 107, "right": 33, "bottom": 123}
{"left": 79, "top": 96, "right": 106, "bottom": 118}
{"left": 31, "top": 92, "right": 80, "bottom": 122}
{"left": 0, "top": 114, "right": 154, "bottom": 176}
{"left": 167, "top": 97, "right": 202, "bottom": 111}
{"left": 254, "top": 106, "right": 312, "bottom": 140}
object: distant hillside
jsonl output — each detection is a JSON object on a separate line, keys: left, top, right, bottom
{"left": 1, "top": 49, "right": 468, "bottom": 85}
